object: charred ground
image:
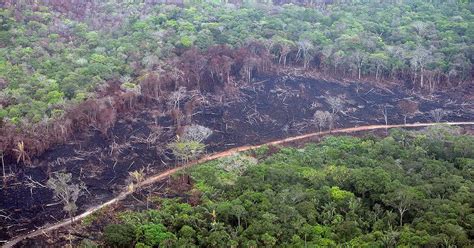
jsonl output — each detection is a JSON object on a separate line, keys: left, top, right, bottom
{"left": 1, "top": 75, "right": 473, "bottom": 244}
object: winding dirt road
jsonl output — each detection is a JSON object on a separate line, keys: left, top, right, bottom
{"left": 3, "top": 121, "right": 474, "bottom": 247}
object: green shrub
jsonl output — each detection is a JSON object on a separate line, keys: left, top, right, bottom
{"left": 138, "top": 224, "right": 175, "bottom": 247}
{"left": 103, "top": 224, "right": 135, "bottom": 248}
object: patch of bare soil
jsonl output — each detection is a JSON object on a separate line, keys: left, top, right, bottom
{"left": 1, "top": 75, "right": 473, "bottom": 246}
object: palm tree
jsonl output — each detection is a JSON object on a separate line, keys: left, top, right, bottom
{"left": 13, "top": 141, "right": 30, "bottom": 165}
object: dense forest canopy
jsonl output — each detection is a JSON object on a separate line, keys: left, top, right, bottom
{"left": 0, "top": 1, "right": 473, "bottom": 247}
{"left": 0, "top": 0, "right": 472, "bottom": 124}
{"left": 99, "top": 126, "right": 474, "bottom": 247}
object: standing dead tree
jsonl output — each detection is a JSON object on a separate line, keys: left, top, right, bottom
{"left": 398, "top": 100, "right": 419, "bottom": 124}
{"left": 181, "top": 124, "right": 213, "bottom": 143}
{"left": 184, "top": 93, "right": 205, "bottom": 125}
{"left": 296, "top": 39, "right": 313, "bottom": 69}
{"left": 381, "top": 105, "right": 389, "bottom": 126}
{"left": 313, "top": 110, "right": 332, "bottom": 132}
{"left": 326, "top": 95, "right": 345, "bottom": 114}
{"left": 130, "top": 125, "right": 162, "bottom": 150}
{"left": 46, "top": 172, "right": 86, "bottom": 247}
{"left": 168, "top": 86, "right": 188, "bottom": 110}
{"left": 1, "top": 150, "right": 5, "bottom": 180}
{"left": 430, "top": 108, "right": 448, "bottom": 123}
{"left": 240, "top": 56, "right": 259, "bottom": 84}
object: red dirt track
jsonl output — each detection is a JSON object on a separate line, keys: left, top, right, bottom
{"left": 3, "top": 121, "right": 474, "bottom": 248}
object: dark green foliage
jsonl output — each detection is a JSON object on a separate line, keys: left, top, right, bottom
{"left": 103, "top": 126, "right": 474, "bottom": 247}
{"left": 103, "top": 224, "right": 135, "bottom": 248}
{"left": 103, "top": 210, "right": 177, "bottom": 247}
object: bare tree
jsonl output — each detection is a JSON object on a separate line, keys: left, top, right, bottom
{"left": 168, "top": 87, "right": 188, "bottom": 109}
{"left": 430, "top": 108, "right": 448, "bottom": 123}
{"left": 130, "top": 125, "right": 162, "bottom": 149}
{"left": 313, "top": 110, "right": 330, "bottom": 132}
{"left": 398, "top": 100, "right": 419, "bottom": 124}
{"left": 240, "top": 57, "right": 259, "bottom": 83}
{"left": 382, "top": 105, "right": 389, "bottom": 126}
{"left": 273, "top": 37, "right": 293, "bottom": 67}
{"left": 410, "top": 46, "right": 432, "bottom": 88}
{"left": 327, "top": 112, "right": 336, "bottom": 131}
{"left": 296, "top": 40, "right": 314, "bottom": 69}
{"left": 326, "top": 96, "right": 345, "bottom": 114}
{"left": 47, "top": 172, "right": 86, "bottom": 221}
{"left": 313, "top": 110, "right": 337, "bottom": 132}
{"left": 351, "top": 50, "right": 368, "bottom": 80}
{"left": 1, "top": 150, "right": 5, "bottom": 179}
{"left": 181, "top": 124, "right": 213, "bottom": 142}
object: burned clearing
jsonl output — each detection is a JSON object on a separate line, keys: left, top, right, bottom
{"left": 1, "top": 75, "right": 473, "bottom": 243}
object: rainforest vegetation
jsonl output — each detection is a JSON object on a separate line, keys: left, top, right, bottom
{"left": 0, "top": 1, "right": 473, "bottom": 247}
{"left": 1, "top": 0, "right": 473, "bottom": 161}
{"left": 98, "top": 126, "right": 474, "bottom": 247}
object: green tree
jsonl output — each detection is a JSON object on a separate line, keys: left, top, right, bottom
{"left": 383, "top": 185, "right": 424, "bottom": 227}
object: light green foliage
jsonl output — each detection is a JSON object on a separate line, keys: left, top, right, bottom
{"left": 1, "top": 1, "right": 472, "bottom": 125}
{"left": 167, "top": 140, "right": 206, "bottom": 163}
{"left": 139, "top": 224, "right": 175, "bottom": 247}
{"left": 103, "top": 127, "right": 473, "bottom": 247}
{"left": 330, "top": 186, "right": 354, "bottom": 202}
{"left": 46, "top": 172, "right": 86, "bottom": 218}
{"left": 179, "top": 35, "right": 194, "bottom": 48}
{"left": 217, "top": 153, "right": 257, "bottom": 175}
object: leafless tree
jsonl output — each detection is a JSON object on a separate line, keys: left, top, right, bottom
{"left": 240, "top": 57, "right": 259, "bottom": 83}
{"left": 130, "top": 125, "right": 162, "bottom": 149}
{"left": 313, "top": 110, "right": 337, "bottom": 132}
{"left": 168, "top": 86, "right": 188, "bottom": 109}
{"left": 398, "top": 100, "right": 419, "bottom": 124}
{"left": 181, "top": 124, "right": 213, "bottom": 142}
{"left": 1, "top": 150, "right": 5, "bottom": 179}
{"left": 313, "top": 110, "right": 330, "bottom": 132}
{"left": 22, "top": 175, "right": 50, "bottom": 201}
{"left": 326, "top": 96, "right": 345, "bottom": 114}
{"left": 430, "top": 108, "right": 448, "bottom": 123}
{"left": 410, "top": 46, "right": 432, "bottom": 88}
{"left": 296, "top": 40, "right": 314, "bottom": 69}
{"left": 47, "top": 172, "right": 86, "bottom": 222}
{"left": 327, "top": 112, "right": 336, "bottom": 130}
{"left": 382, "top": 105, "right": 389, "bottom": 126}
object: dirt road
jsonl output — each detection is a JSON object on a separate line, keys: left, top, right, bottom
{"left": 3, "top": 121, "right": 474, "bottom": 248}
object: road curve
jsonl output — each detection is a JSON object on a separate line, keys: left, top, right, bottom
{"left": 3, "top": 121, "right": 474, "bottom": 248}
